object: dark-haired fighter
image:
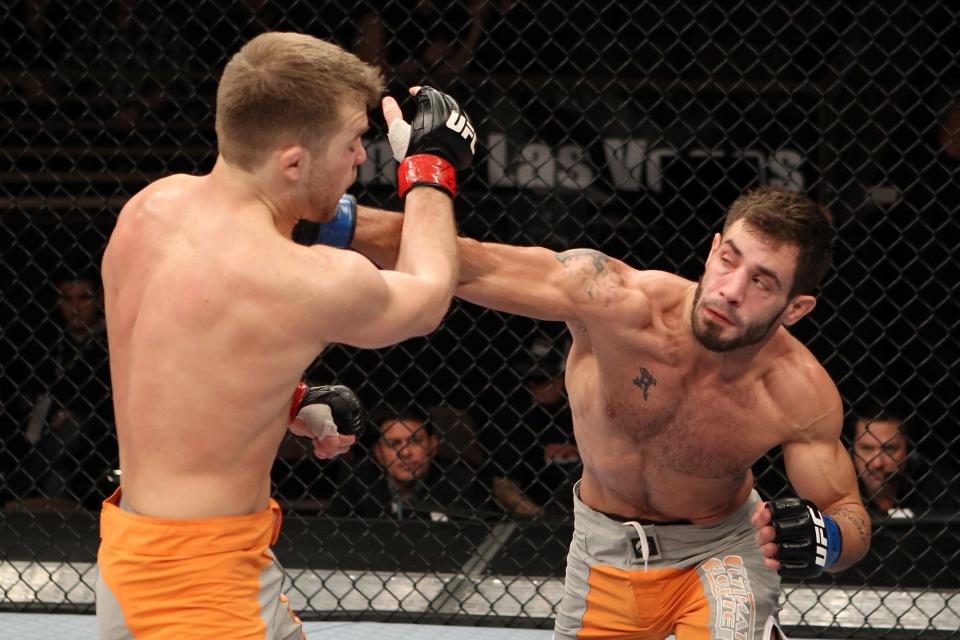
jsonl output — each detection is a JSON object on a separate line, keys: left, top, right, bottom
{"left": 350, "top": 187, "right": 869, "bottom": 639}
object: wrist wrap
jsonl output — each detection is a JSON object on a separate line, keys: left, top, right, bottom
{"left": 398, "top": 154, "right": 457, "bottom": 199}
{"left": 289, "top": 381, "right": 309, "bottom": 424}
{"left": 823, "top": 514, "right": 842, "bottom": 568}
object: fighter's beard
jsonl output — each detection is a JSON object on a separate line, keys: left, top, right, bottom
{"left": 690, "top": 280, "right": 785, "bottom": 352}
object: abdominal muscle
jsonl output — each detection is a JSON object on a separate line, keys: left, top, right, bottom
{"left": 576, "top": 436, "right": 755, "bottom": 524}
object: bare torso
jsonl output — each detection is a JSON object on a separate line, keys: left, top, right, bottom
{"left": 565, "top": 271, "right": 816, "bottom": 524}
{"left": 102, "top": 174, "right": 325, "bottom": 518}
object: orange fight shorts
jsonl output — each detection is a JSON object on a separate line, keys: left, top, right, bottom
{"left": 553, "top": 481, "right": 787, "bottom": 640}
{"left": 96, "top": 488, "right": 304, "bottom": 640}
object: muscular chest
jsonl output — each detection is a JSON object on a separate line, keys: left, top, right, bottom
{"left": 580, "top": 364, "right": 780, "bottom": 479}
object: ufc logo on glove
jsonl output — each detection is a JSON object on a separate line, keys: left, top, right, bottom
{"left": 808, "top": 505, "right": 828, "bottom": 567}
{"left": 445, "top": 111, "right": 477, "bottom": 154}
{"left": 767, "top": 497, "right": 842, "bottom": 578}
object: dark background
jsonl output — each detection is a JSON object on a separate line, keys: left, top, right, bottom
{"left": 1, "top": 0, "right": 958, "bottom": 635}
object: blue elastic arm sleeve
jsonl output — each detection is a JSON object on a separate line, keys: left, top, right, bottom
{"left": 314, "top": 194, "right": 357, "bottom": 248}
{"left": 823, "top": 514, "right": 842, "bottom": 568}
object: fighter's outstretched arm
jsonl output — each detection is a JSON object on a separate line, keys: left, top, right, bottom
{"left": 352, "top": 205, "right": 405, "bottom": 269}
{"left": 352, "top": 209, "right": 635, "bottom": 323}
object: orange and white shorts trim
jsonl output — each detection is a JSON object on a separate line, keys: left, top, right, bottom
{"left": 554, "top": 483, "right": 786, "bottom": 640}
{"left": 96, "top": 488, "right": 305, "bottom": 640}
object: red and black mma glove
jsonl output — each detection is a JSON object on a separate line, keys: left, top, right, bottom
{"left": 767, "top": 497, "right": 843, "bottom": 579}
{"left": 290, "top": 382, "right": 366, "bottom": 439}
{"left": 388, "top": 86, "right": 477, "bottom": 199}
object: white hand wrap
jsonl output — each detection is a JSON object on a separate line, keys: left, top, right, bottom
{"left": 388, "top": 119, "right": 412, "bottom": 162}
{"left": 296, "top": 402, "right": 339, "bottom": 439}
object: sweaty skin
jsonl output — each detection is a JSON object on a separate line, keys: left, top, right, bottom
{"left": 102, "top": 97, "right": 458, "bottom": 519}
{"left": 352, "top": 211, "right": 870, "bottom": 573}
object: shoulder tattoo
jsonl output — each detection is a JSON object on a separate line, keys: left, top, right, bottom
{"left": 632, "top": 367, "right": 657, "bottom": 400}
{"left": 556, "top": 248, "right": 609, "bottom": 272}
{"left": 555, "top": 249, "right": 618, "bottom": 300}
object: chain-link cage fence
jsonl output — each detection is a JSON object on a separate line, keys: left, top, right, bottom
{"left": 1, "top": 0, "right": 958, "bottom": 637}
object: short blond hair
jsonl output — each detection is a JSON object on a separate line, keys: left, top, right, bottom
{"left": 215, "top": 32, "right": 383, "bottom": 170}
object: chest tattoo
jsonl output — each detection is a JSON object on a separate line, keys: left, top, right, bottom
{"left": 632, "top": 367, "right": 657, "bottom": 400}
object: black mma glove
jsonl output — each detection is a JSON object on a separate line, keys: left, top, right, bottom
{"left": 767, "top": 497, "right": 843, "bottom": 579}
{"left": 289, "top": 382, "right": 365, "bottom": 438}
{"left": 388, "top": 86, "right": 476, "bottom": 199}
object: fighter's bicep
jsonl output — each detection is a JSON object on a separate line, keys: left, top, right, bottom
{"left": 779, "top": 383, "right": 856, "bottom": 507}
{"left": 458, "top": 243, "right": 629, "bottom": 323}
{"left": 278, "top": 249, "right": 393, "bottom": 346}
{"left": 783, "top": 438, "right": 860, "bottom": 511}
{"left": 552, "top": 249, "right": 630, "bottom": 304}
{"left": 321, "top": 258, "right": 455, "bottom": 348}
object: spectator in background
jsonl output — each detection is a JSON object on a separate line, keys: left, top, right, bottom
{"left": 13, "top": 272, "right": 114, "bottom": 509}
{"left": 485, "top": 331, "right": 579, "bottom": 516}
{"left": 847, "top": 402, "right": 959, "bottom": 518}
{"left": 328, "top": 407, "right": 494, "bottom": 521}
{"left": 427, "top": 404, "right": 542, "bottom": 517}
{"left": 352, "top": 0, "right": 489, "bottom": 90}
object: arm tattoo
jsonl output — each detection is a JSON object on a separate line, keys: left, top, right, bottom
{"left": 830, "top": 506, "right": 870, "bottom": 545}
{"left": 555, "top": 249, "right": 614, "bottom": 300}
{"left": 556, "top": 249, "right": 608, "bottom": 272}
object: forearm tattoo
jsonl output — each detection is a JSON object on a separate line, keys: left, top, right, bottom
{"left": 830, "top": 506, "right": 870, "bottom": 548}
{"left": 555, "top": 249, "right": 616, "bottom": 300}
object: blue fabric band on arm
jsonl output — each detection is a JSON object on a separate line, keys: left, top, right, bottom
{"left": 315, "top": 194, "right": 356, "bottom": 248}
{"left": 823, "top": 514, "right": 842, "bottom": 568}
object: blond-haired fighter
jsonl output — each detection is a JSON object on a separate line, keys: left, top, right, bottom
{"left": 97, "top": 31, "right": 475, "bottom": 639}
{"left": 350, "top": 188, "right": 869, "bottom": 639}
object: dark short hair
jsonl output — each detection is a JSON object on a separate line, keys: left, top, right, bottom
{"left": 370, "top": 407, "right": 434, "bottom": 443}
{"left": 52, "top": 268, "right": 101, "bottom": 290}
{"left": 843, "top": 399, "right": 912, "bottom": 447}
{"left": 722, "top": 187, "right": 836, "bottom": 296}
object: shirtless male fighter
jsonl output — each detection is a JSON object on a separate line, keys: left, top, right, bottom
{"left": 97, "top": 32, "right": 475, "bottom": 639}
{"left": 347, "top": 187, "right": 869, "bottom": 639}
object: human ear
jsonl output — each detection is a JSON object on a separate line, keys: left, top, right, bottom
{"left": 277, "top": 145, "right": 306, "bottom": 183}
{"left": 781, "top": 295, "right": 816, "bottom": 326}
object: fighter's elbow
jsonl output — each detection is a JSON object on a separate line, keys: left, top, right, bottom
{"left": 409, "top": 313, "right": 444, "bottom": 337}
{"left": 409, "top": 289, "right": 453, "bottom": 336}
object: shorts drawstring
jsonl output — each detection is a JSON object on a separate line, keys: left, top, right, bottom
{"left": 624, "top": 521, "right": 649, "bottom": 571}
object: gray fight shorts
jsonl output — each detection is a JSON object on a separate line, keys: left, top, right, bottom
{"left": 553, "top": 481, "right": 785, "bottom": 640}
